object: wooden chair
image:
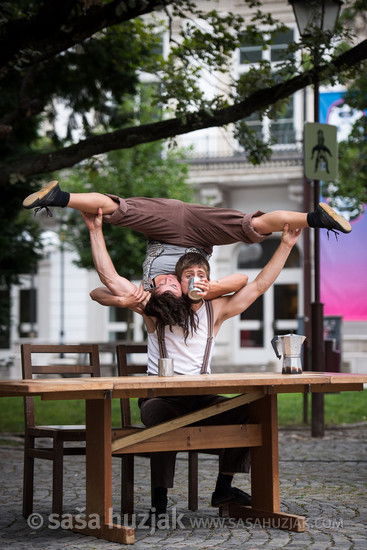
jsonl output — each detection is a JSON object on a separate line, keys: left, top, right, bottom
{"left": 115, "top": 343, "right": 200, "bottom": 516}
{"left": 21, "top": 343, "right": 100, "bottom": 518}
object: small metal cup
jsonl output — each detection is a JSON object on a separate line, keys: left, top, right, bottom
{"left": 188, "top": 277, "right": 202, "bottom": 300}
{"left": 158, "top": 358, "right": 174, "bottom": 377}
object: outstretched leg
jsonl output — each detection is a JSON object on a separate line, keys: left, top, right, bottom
{"left": 67, "top": 192, "right": 117, "bottom": 214}
{"left": 23, "top": 180, "right": 118, "bottom": 215}
{"left": 23, "top": 180, "right": 352, "bottom": 237}
{"left": 253, "top": 206, "right": 351, "bottom": 235}
{"left": 252, "top": 211, "right": 308, "bottom": 233}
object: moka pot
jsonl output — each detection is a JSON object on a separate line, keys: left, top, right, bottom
{"left": 271, "top": 334, "right": 306, "bottom": 375}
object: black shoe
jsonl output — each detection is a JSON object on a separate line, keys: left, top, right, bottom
{"left": 146, "top": 507, "right": 168, "bottom": 527}
{"left": 150, "top": 505, "right": 167, "bottom": 516}
{"left": 23, "top": 180, "right": 69, "bottom": 215}
{"left": 315, "top": 203, "right": 352, "bottom": 234}
{"left": 211, "top": 486, "right": 252, "bottom": 507}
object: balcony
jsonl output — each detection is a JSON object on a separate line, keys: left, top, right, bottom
{"left": 178, "top": 130, "right": 303, "bottom": 170}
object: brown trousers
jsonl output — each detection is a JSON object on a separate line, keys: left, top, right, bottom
{"left": 103, "top": 195, "right": 267, "bottom": 254}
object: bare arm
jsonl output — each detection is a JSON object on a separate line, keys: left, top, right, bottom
{"left": 90, "top": 287, "right": 122, "bottom": 307}
{"left": 90, "top": 285, "right": 148, "bottom": 314}
{"left": 213, "top": 225, "right": 302, "bottom": 333}
{"left": 82, "top": 209, "right": 149, "bottom": 313}
{"left": 197, "top": 273, "right": 248, "bottom": 300}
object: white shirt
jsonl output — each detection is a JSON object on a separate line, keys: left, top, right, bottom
{"left": 147, "top": 301, "right": 215, "bottom": 375}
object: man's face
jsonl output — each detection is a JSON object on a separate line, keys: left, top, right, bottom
{"left": 155, "top": 274, "right": 183, "bottom": 297}
{"left": 180, "top": 265, "right": 209, "bottom": 295}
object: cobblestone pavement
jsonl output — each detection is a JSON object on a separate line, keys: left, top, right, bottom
{"left": 0, "top": 424, "right": 366, "bottom": 549}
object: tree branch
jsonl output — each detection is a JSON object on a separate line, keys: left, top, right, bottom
{"left": 0, "top": 0, "right": 170, "bottom": 80}
{"left": 1, "top": 38, "right": 366, "bottom": 186}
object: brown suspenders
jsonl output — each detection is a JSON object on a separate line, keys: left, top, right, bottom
{"left": 156, "top": 300, "right": 214, "bottom": 374}
{"left": 157, "top": 323, "right": 168, "bottom": 359}
{"left": 201, "top": 300, "right": 214, "bottom": 374}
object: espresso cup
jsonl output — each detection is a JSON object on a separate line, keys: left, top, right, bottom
{"left": 188, "top": 277, "right": 202, "bottom": 300}
{"left": 158, "top": 358, "right": 174, "bottom": 377}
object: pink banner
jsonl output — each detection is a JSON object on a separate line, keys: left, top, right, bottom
{"left": 320, "top": 207, "right": 367, "bottom": 320}
{"left": 319, "top": 90, "right": 367, "bottom": 320}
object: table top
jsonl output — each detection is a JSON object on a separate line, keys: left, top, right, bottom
{"left": 0, "top": 371, "right": 366, "bottom": 399}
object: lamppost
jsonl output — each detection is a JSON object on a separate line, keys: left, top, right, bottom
{"left": 59, "top": 218, "right": 67, "bottom": 349}
{"left": 289, "top": 0, "right": 343, "bottom": 436}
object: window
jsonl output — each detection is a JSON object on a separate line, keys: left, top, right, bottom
{"left": 109, "top": 307, "right": 134, "bottom": 341}
{"left": 109, "top": 307, "right": 129, "bottom": 324}
{"left": 243, "top": 111, "right": 263, "bottom": 140}
{"left": 238, "top": 28, "right": 296, "bottom": 145}
{"left": 269, "top": 98, "right": 295, "bottom": 144}
{"left": 239, "top": 41, "right": 262, "bottom": 64}
{"left": 240, "top": 329, "right": 263, "bottom": 348}
{"left": 240, "top": 295, "right": 264, "bottom": 348}
{"left": 237, "top": 238, "right": 300, "bottom": 270}
{"left": 240, "top": 295, "right": 263, "bottom": 321}
{"left": 270, "top": 28, "right": 294, "bottom": 62}
{"left": 239, "top": 28, "right": 294, "bottom": 64}
{"left": 0, "top": 289, "right": 10, "bottom": 349}
{"left": 19, "top": 288, "right": 37, "bottom": 338}
{"left": 274, "top": 283, "right": 298, "bottom": 321}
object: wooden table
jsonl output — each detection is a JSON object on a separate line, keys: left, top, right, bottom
{"left": 0, "top": 371, "right": 366, "bottom": 544}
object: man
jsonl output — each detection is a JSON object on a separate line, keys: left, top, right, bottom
{"left": 83, "top": 208, "right": 302, "bottom": 516}
{"left": 23, "top": 180, "right": 351, "bottom": 291}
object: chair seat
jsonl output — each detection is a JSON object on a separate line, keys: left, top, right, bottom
{"left": 27, "top": 426, "right": 86, "bottom": 440}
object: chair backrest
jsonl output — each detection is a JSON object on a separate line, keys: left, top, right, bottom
{"left": 116, "top": 343, "right": 147, "bottom": 427}
{"left": 21, "top": 343, "right": 101, "bottom": 428}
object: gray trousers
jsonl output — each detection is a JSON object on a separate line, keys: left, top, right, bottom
{"left": 139, "top": 394, "right": 250, "bottom": 489}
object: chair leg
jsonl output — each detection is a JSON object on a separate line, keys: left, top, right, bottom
{"left": 23, "top": 436, "right": 35, "bottom": 518}
{"left": 52, "top": 436, "right": 64, "bottom": 516}
{"left": 121, "top": 455, "right": 134, "bottom": 519}
{"left": 188, "top": 451, "right": 199, "bottom": 511}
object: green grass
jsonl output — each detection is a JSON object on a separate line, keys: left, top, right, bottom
{"left": 0, "top": 391, "right": 366, "bottom": 434}
{"left": 0, "top": 397, "right": 141, "bottom": 433}
{"left": 277, "top": 390, "right": 367, "bottom": 426}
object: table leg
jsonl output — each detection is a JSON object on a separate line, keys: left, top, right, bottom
{"left": 224, "top": 394, "right": 306, "bottom": 532}
{"left": 71, "top": 396, "right": 135, "bottom": 544}
{"left": 251, "top": 393, "right": 280, "bottom": 511}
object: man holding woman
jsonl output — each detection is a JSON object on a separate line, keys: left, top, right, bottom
{"left": 80, "top": 207, "right": 302, "bottom": 516}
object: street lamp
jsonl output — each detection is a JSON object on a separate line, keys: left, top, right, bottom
{"left": 289, "top": 0, "right": 343, "bottom": 437}
{"left": 289, "top": 1, "right": 343, "bottom": 36}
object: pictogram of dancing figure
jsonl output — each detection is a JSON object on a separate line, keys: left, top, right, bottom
{"left": 311, "top": 129, "right": 333, "bottom": 174}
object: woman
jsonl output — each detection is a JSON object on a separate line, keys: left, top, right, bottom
{"left": 23, "top": 179, "right": 351, "bottom": 292}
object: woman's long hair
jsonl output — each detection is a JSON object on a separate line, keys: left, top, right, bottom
{"left": 144, "top": 290, "right": 199, "bottom": 342}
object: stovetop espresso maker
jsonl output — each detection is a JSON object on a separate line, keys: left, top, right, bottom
{"left": 271, "top": 333, "right": 306, "bottom": 375}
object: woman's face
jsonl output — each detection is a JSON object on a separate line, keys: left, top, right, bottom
{"left": 154, "top": 274, "right": 182, "bottom": 297}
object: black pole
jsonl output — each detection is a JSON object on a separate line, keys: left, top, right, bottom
{"left": 311, "top": 77, "right": 325, "bottom": 437}
{"left": 303, "top": 175, "right": 312, "bottom": 423}
{"left": 60, "top": 226, "right": 66, "bottom": 357}
{"left": 302, "top": 84, "right": 312, "bottom": 424}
